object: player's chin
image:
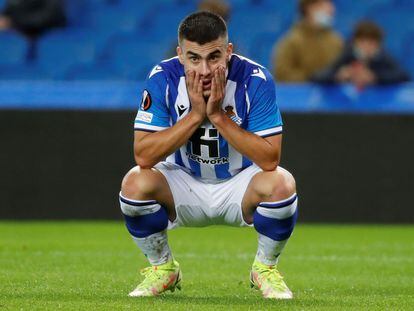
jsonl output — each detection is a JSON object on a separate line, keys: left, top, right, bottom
{"left": 202, "top": 89, "right": 211, "bottom": 98}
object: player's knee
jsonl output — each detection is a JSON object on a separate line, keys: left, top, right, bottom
{"left": 121, "top": 166, "right": 159, "bottom": 199}
{"left": 254, "top": 168, "right": 296, "bottom": 201}
{"left": 275, "top": 168, "right": 296, "bottom": 199}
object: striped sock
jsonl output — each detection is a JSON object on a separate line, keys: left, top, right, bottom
{"left": 119, "top": 193, "right": 172, "bottom": 265}
{"left": 253, "top": 193, "right": 298, "bottom": 266}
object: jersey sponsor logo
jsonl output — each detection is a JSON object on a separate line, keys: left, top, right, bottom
{"left": 187, "top": 128, "right": 229, "bottom": 164}
{"left": 177, "top": 104, "right": 188, "bottom": 116}
{"left": 185, "top": 152, "right": 229, "bottom": 165}
{"left": 224, "top": 106, "right": 242, "bottom": 125}
{"left": 141, "top": 90, "right": 152, "bottom": 111}
{"left": 136, "top": 110, "right": 153, "bottom": 123}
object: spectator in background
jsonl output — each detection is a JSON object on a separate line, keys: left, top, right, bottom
{"left": 198, "top": 0, "right": 230, "bottom": 22}
{"left": 272, "top": 0, "right": 343, "bottom": 82}
{"left": 312, "top": 21, "right": 410, "bottom": 88}
{"left": 0, "top": 0, "right": 66, "bottom": 38}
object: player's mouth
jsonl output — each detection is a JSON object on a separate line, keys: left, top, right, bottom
{"left": 202, "top": 80, "right": 211, "bottom": 90}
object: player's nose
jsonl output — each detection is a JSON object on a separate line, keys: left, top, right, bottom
{"left": 200, "top": 61, "right": 211, "bottom": 76}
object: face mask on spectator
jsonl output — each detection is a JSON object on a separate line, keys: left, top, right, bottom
{"left": 313, "top": 10, "right": 333, "bottom": 28}
{"left": 353, "top": 46, "right": 379, "bottom": 61}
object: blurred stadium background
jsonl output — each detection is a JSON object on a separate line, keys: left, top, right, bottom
{"left": 0, "top": 0, "right": 413, "bottom": 222}
{"left": 0, "top": 0, "right": 414, "bottom": 79}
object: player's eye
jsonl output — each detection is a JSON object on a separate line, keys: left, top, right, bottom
{"left": 189, "top": 56, "right": 199, "bottom": 63}
{"left": 209, "top": 54, "right": 220, "bottom": 61}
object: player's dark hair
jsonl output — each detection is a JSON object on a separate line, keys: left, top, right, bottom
{"left": 178, "top": 11, "right": 228, "bottom": 45}
{"left": 353, "top": 21, "right": 384, "bottom": 43}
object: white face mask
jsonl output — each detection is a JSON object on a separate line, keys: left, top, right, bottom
{"left": 313, "top": 10, "right": 333, "bottom": 28}
{"left": 353, "top": 46, "right": 379, "bottom": 61}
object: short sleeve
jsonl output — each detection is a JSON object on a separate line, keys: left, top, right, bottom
{"left": 134, "top": 66, "right": 170, "bottom": 132}
{"left": 246, "top": 67, "right": 283, "bottom": 137}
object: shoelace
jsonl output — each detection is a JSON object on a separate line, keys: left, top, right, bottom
{"left": 137, "top": 265, "right": 176, "bottom": 289}
{"left": 257, "top": 266, "right": 287, "bottom": 290}
{"left": 136, "top": 267, "right": 163, "bottom": 288}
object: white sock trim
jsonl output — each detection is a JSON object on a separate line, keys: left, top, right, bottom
{"left": 119, "top": 192, "right": 161, "bottom": 217}
{"left": 256, "top": 197, "right": 298, "bottom": 220}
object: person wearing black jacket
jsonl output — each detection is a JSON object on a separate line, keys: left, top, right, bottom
{"left": 312, "top": 21, "right": 410, "bottom": 88}
{"left": 0, "top": 0, "right": 66, "bottom": 38}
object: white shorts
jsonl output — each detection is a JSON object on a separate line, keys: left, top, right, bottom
{"left": 155, "top": 162, "right": 262, "bottom": 229}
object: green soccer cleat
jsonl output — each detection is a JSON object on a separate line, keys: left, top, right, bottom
{"left": 250, "top": 260, "right": 293, "bottom": 299}
{"left": 128, "top": 260, "right": 182, "bottom": 297}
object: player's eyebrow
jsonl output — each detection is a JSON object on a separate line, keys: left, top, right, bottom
{"left": 186, "top": 51, "right": 201, "bottom": 58}
{"left": 186, "top": 49, "right": 222, "bottom": 59}
{"left": 208, "top": 50, "right": 222, "bottom": 58}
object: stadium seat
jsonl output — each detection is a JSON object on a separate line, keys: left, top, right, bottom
{"left": 229, "top": 9, "right": 287, "bottom": 38}
{"left": 229, "top": 9, "right": 287, "bottom": 60}
{"left": 334, "top": 14, "right": 360, "bottom": 38}
{"left": 248, "top": 31, "right": 283, "bottom": 69}
{"left": 365, "top": 5, "right": 414, "bottom": 60}
{"left": 64, "top": 0, "right": 94, "bottom": 27}
{"left": 0, "top": 64, "right": 51, "bottom": 80}
{"left": 64, "top": 64, "right": 122, "bottom": 80}
{"left": 37, "top": 31, "right": 97, "bottom": 79}
{"left": 90, "top": 7, "right": 142, "bottom": 35}
{"left": 0, "top": 31, "right": 29, "bottom": 66}
{"left": 401, "top": 33, "right": 414, "bottom": 79}
{"left": 102, "top": 34, "right": 170, "bottom": 80}
{"left": 138, "top": 2, "right": 195, "bottom": 40}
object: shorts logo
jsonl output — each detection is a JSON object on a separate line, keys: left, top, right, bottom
{"left": 140, "top": 90, "right": 152, "bottom": 111}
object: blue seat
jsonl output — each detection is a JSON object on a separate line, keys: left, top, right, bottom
{"left": 103, "top": 34, "right": 170, "bottom": 80}
{"left": 229, "top": 9, "right": 286, "bottom": 59}
{"left": 401, "top": 33, "right": 414, "bottom": 79}
{"left": 229, "top": 9, "right": 287, "bottom": 38}
{"left": 139, "top": 3, "right": 195, "bottom": 40}
{"left": 366, "top": 5, "right": 414, "bottom": 59}
{"left": 90, "top": 7, "right": 142, "bottom": 35}
{"left": 0, "top": 31, "right": 29, "bottom": 66}
{"left": 248, "top": 31, "right": 283, "bottom": 69}
{"left": 334, "top": 14, "right": 360, "bottom": 38}
{"left": 37, "top": 31, "right": 97, "bottom": 78}
{"left": 0, "top": 64, "right": 52, "bottom": 80}
{"left": 64, "top": 64, "right": 121, "bottom": 80}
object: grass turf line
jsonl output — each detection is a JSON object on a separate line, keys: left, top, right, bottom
{"left": 0, "top": 222, "right": 413, "bottom": 310}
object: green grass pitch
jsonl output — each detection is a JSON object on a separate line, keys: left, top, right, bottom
{"left": 0, "top": 222, "right": 413, "bottom": 310}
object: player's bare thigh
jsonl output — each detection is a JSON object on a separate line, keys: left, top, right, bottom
{"left": 121, "top": 166, "right": 176, "bottom": 221}
{"left": 241, "top": 167, "right": 296, "bottom": 224}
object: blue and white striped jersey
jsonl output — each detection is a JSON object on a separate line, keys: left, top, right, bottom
{"left": 134, "top": 54, "right": 283, "bottom": 182}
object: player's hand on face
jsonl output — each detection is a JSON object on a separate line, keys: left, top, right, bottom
{"left": 206, "top": 66, "right": 226, "bottom": 119}
{"left": 186, "top": 70, "right": 206, "bottom": 121}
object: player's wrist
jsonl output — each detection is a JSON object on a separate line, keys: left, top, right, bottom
{"left": 188, "top": 110, "right": 206, "bottom": 124}
{"left": 207, "top": 110, "right": 226, "bottom": 125}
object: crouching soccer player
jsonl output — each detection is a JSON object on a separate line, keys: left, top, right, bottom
{"left": 119, "top": 11, "right": 298, "bottom": 299}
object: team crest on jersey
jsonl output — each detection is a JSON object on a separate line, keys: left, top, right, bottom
{"left": 224, "top": 106, "right": 242, "bottom": 125}
{"left": 140, "top": 90, "right": 152, "bottom": 111}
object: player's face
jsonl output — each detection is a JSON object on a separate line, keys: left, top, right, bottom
{"left": 177, "top": 36, "right": 233, "bottom": 97}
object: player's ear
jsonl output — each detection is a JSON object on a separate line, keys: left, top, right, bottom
{"left": 226, "top": 43, "right": 233, "bottom": 61}
{"left": 177, "top": 46, "right": 184, "bottom": 65}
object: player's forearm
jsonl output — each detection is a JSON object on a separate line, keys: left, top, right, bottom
{"left": 209, "top": 112, "right": 281, "bottom": 171}
{"left": 134, "top": 112, "right": 203, "bottom": 168}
